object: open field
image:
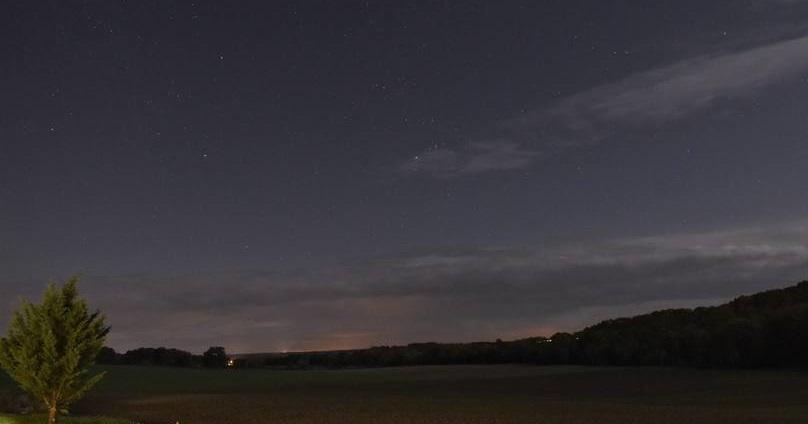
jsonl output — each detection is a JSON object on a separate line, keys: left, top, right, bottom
{"left": 0, "top": 414, "right": 131, "bottom": 424}
{"left": 3, "top": 365, "right": 808, "bottom": 423}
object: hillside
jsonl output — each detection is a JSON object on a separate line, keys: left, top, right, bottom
{"left": 241, "top": 281, "right": 808, "bottom": 369}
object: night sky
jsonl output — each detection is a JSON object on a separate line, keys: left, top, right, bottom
{"left": 3, "top": 0, "right": 808, "bottom": 353}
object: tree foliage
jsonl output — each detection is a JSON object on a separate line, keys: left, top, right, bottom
{"left": 0, "top": 277, "right": 109, "bottom": 424}
{"left": 202, "top": 346, "right": 228, "bottom": 368}
{"left": 96, "top": 346, "right": 229, "bottom": 368}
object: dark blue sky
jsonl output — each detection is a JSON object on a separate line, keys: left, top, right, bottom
{"left": 2, "top": 0, "right": 808, "bottom": 352}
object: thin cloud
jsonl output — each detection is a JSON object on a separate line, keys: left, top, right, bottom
{"left": 4, "top": 220, "right": 806, "bottom": 353}
{"left": 513, "top": 33, "right": 808, "bottom": 143}
{"left": 399, "top": 140, "right": 539, "bottom": 178}
{"left": 403, "top": 33, "right": 808, "bottom": 178}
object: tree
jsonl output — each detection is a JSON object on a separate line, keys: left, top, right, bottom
{"left": 96, "top": 346, "right": 119, "bottom": 365}
{"left": 202, "top": 346, "right": 227, "bottom": 368}
{"left": 0, "top": 276, "right": 109, "bottom": 424}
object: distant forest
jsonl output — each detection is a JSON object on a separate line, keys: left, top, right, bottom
{"left": 100, "top": 281, "right": 808, "bottom": 369}
{"left": 98, "top": 345, "right": 228, "bottom": 368}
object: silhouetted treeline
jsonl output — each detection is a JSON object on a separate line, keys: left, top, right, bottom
{"left": 251, "top": 281, "right": 808, "bottom": 369}
{"left": 99, "top": 281, "right": 808, "bottom": 370}
{"left": 573, "top": 280, "right": 808, "bottom": 367}
{"left": 97, "top": 346, "right": 228, "bottom": 368}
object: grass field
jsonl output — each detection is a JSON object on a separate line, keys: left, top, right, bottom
{"left": 0, "top": 414, "right": 131, "bottom": 424}
{"left": 3, "top": 365, "right": 808, "bottom": 423}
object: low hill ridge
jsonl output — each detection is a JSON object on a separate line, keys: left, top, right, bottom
{"left": 101, "top": 281, "right": 808, "bottom": 369}
{"left": 252, "top": 280, "right": 808, "bottom": 369}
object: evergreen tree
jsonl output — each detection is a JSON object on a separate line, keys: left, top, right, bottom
{"left": 0, "top": 276, "right": 109, "bottom": 424}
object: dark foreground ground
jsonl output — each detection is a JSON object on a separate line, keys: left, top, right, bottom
{"left": 4, "top": 365, "right": 808, "bottom": 423}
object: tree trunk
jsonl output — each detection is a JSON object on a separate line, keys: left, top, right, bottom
{"left": 48, "top": 405, "right": 57, "bottom": 424}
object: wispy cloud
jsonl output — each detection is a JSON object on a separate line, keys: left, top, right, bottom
{"left": 4, "top": 220, "right": 806, "bottom": 353}
{"left": 399, "top": 140, "right": 540, "bottom": 178}
{"left": 402, "top": 33, "right": 808, "bottom": 178}
{"left": 512, "top": 33, "right": 808, "bottom": 144}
